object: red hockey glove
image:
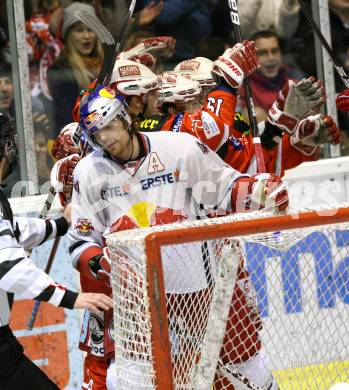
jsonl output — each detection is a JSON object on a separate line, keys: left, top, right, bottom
{"left": 51, "top": 122, "right": 81, "bottom": 160}
{"left": 268, "top": 77, "right": 326, "bottom": 135}
{"left": 291, "top": 114, "right": 342, "bottom": 156}
{"left": 127, "top": 53, "right": 156, "bottom": 69}
{"left": 121, "top": 36, "right": 176, "bottom": 59}
{"left": 336, "top": 88, "right": 349, "bottom": 112}
{"left": 232, "top": 174, "right": 289, "bottom": 212}
{"left": 50, "top": 154, "right": 81, "bottom": 205}
{"left": 88, "top": 247, "right": 111, "bottom": 287}
{"left": 212, "top": 40, "right": 259, "bottom": 88}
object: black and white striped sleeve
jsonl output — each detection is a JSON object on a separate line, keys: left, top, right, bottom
{"left": 0, "top": 219, "right": 77, "bottom": 309}
{"left": 14, "top": 216, "right": 69, "bottom": 250}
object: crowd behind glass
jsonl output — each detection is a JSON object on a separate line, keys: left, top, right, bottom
{"left": 0, "top": 0, "right": 348, "bottom": 197}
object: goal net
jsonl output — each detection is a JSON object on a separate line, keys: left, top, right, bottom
{"left": 106, "top": 205, "right": 349, "bottom": 390}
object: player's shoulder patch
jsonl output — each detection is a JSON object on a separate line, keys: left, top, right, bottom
{"left": 201, "top": 111, "right": 221, "bottom": 139}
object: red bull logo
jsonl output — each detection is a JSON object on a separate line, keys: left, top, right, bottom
{"left": 110, "top": 202, "right": 188, "bottom": 233}
{"left": 75, "top": 218, "right": 94, "bottom": 236}
{"left": 85, "top": 112, "right": 103, "bottom": 130}
{"left": 99, "top": 88, "right": 115, "bottom": 98}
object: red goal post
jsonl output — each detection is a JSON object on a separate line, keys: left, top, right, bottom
{"left": 106, "top": 205, "right": 349, "bottom": 390}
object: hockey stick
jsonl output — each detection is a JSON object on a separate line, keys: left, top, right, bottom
{"left": 27, "top": 236, "right": 61, "bottom": 330}
{"left": 227, "top": 0, "right": 266, "bottom": 173}
{"left": 75, "top": 0, "right": 137, "bottom": 86}
{"left": 298, "top": 0, "right": 349, "bottom": 88}
{"left": 217, "top": 359, "right": 264, "bottom": 390}
{"left": 27, "top": 140, "right": 91, "bottom": 330}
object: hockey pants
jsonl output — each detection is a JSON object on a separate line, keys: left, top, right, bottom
{"left": 0, "top": 325, "right": 59, "bottom": 390}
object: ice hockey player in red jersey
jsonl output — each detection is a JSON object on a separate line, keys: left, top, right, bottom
{"left": 174, "top": 52, "right": 341, "bottom": 176}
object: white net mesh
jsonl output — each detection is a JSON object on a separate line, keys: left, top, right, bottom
{"left": 107, "top": 205, "right": 349, "bottom": 390}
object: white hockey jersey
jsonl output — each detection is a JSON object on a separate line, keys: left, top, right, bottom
{"left": 0, "top": 213, "right": 75, "bottom": 327}
{"left": 69, "top": 131, "right": 245, "bottom": 290}
{"left": 69, "top": 131, "right": 248, "bottom": 359}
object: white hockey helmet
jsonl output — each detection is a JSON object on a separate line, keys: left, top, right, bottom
{"left": 79, "top": 86, "right": 132, "bottom": 149}
{"left": 174, "top": 57, "right": 216, "bottom": 88}
{"left": 158, "top": 71, "right": 201, "bottom": 105}
{"left": 110, "top": 59, "right": 158, "bottom": 97}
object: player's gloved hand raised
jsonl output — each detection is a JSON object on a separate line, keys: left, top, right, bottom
{"left": 268, "top": 77, "right": 326, "bottom": 135}
{"left": 51, "top": 122, "right": 81, "bottom": 160}
{"left": 290, "top": 114, "right": 342, "bottom": 156}
{"left": 336, "top": 88, "right": 349, "bottom": 112}
{"left": 211, "top": 40, "right": 259, "bottom": 89}
{"left": 50, "top": 153, "right": 81, "bottom": 206}
{"left": 232, "top": 174, "right": 289, "bottom": 212}
{"left": 127, "top": 53, "right": 156, "bottom": 69}
{"left": 88, "top": 247, "right": 111, "bottom": 287}
{"left": 120, "top": 36, "right": 176, "bottom": 59}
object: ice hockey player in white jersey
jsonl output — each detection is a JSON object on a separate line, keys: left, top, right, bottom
{"left": 0, "top": 113, "right": 113, "bottom": 390}
{"left": 69, "top": 85, "right": 289, "bottom": 389}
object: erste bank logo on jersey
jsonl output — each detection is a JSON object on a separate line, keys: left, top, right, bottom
{"left": 103, "top": 169, "right": 182, "bottom": 198}
{"left": 141, "top": 169, "right": 181, "bottom": 190}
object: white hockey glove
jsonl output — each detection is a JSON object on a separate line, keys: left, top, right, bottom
{"left": 268, "top": 77, "right": 326, "bottom": 135}
{"left": 211, "top": 40, "right": 259, "bottom": 89}
{"left": 232, "top": 174, "right": 289, "bottom": 212}
{"left": 50, "top": 153, "right": 81, "bottom": 206}
{"left": 290, "top": 114, "right": 342, "bottom": 156}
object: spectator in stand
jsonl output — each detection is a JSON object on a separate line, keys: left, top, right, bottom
{"left": 0, "top": 64, "right": 13, "bottom": 116}
{"left": 293, "top": 0, "right": 349, "bottom": 83}
{"left": 47, "top": 2, "right": 103, "bottom": 135}
{"left": 132, "top": 0, "right": 212, "bottom": 68}
{"left": 239, "top": 30, "right": 305, "bottom": 122}
{"left": 0, "top": 64, "right": 19, "bottom": 196}
{"left": 236, "top": 0, "right": 300, "bottom": 40}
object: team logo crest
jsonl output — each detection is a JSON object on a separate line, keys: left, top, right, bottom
{"left": 89, "top": 314, "right": 104, "bottom": 344}
{"left": 230, "top": 136, "right": 243, "bottom": 150}
{"left": 75, "top": 218, "right": 94, "bottom": 236}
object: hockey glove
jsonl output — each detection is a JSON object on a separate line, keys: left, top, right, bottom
{"left": 51, "top": 122, "right": 81, "bottom": 160}
{"left": 88, "top": 247, "right": 111, "bottom": 287}
{"left": 336, "top": 88, "right": 349, "bottom": 112}
{"left": 211, "top": 40, "right": 259, "bottom": 89}
{"left": 268, "top": 77, "right": 326, "bottom": 135}
{"left": 232, "top": 174, "right": 289, "bottom": 212}
{"left": 50, "top": 153, "right": 81, "bottom": 206}
{"left": 121, "top": 36, "right": 176, "bottom": 59}
{"left": 290, "top": 114, "right": 342, "bottom": 156}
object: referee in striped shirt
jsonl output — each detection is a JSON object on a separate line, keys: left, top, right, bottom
{"left": 0, "top": 113, "right": 113, "bottom": 389}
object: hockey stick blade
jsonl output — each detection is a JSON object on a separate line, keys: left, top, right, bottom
{"left": 75, "top": 9, "right": 116, "bottom": 85}
{"left": 75, "top": 10, "right": 114, "bottom": 45}
{"left": 298, "top": 0, "right": 349, "bottom": 88}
